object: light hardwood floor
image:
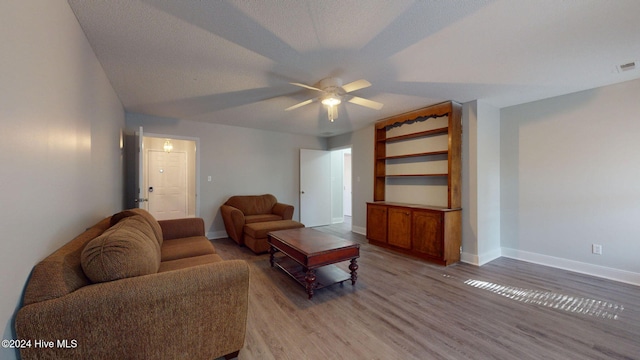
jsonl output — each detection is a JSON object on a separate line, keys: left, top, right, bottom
{"left": 212, "top": 218, "right": 640, "bottom": 360}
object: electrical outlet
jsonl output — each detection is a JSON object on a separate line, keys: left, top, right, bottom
{"left": 592, "top": 244, "right": 602, "bottom": 255}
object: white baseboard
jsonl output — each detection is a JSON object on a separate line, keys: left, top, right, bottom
{"left": 352, "top": 225, "right": 366, "bottom": 236}
{"left": 207, "top": 230, "right": 228, "bottom": 240}
{"left": 461, "top": 248, "right": 502, "bottom": 266}
{"left": 501, "top": 247, "right": 640, "bottom": 286}
{"left": 460, "top": 252, "right": 478, "bottom": 265}
{"left": 332, "top": 217, "right": 344, "bottom": 224}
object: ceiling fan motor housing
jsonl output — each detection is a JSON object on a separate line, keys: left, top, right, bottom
{"left": 320, "top": 77, "right": 344, "bottom": 96}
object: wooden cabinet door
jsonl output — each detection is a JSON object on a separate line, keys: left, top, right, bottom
{"left": 367, "top": 204, "right": 388, "bottom": 243}
{"left": 388, "top": 207, "right": 412, "bottom": 249}
{"left": 412, "top": 210, "right": 443, "bottom": 258}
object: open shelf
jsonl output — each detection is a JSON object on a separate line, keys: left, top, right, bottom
{"left": 378, "top": 150, "right": 448, "bottom": 160}
{"left": 373, "top": 101, "right": 462, "bottom": 208}
{"left": 381, "top": 174, "right": 448, "bottom": 178}
{"left": 377, "top": 174, "right": 449, "bottom": 178}
{"left": 378, "top": 127, "right": 449, "bottom": 143}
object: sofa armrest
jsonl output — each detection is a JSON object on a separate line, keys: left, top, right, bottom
{"left": 16, "top": 260, "right": 250, "bottom": 360}
{"left": 272, "top": 202, "right": 294, "bottom": 220}
{"left": 159, "top": 217, "right": 205, "bottom": 240}
{"left": 220, "top": 204, "right": 245, "bottom": 244}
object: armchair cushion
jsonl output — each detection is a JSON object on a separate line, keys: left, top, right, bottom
{"left": 245, "top": 214, "right": 282, "bottom": 224}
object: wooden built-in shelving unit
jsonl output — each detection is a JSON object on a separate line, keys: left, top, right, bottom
{"left": 367, "top": 101, "right": 463, "bottom": 265}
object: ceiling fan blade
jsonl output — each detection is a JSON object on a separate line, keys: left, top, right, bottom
{"left": 348, "top": 96, "right": 383, "bottom": 110}
{"left": 285, "top": 98, "right": 316, "bottom": 111}
{"left": 290, "top": 82, "right": 324, "bottom": 92}
{"left": 341, "top": 79, "right": 371, "bottom": 93}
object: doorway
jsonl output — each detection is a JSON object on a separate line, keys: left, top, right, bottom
{"left": 299, "top": 147, "right": 352, "bottom": 227}
{"left": 343, "top": 150, "right": 352, "bottom": 217}
{"left": 331, "top": 147, "right": 352, "bottom": 224}
{"left": 142, "top": 136, "right": 198, "bottom": 220}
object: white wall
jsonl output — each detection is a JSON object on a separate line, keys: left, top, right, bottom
{"left": 126, "top": 113, "right": 326, "bottom": 238}
{"left": 0, "top": 1, "right": 124, "bottom": 359}
{"left": 476, "top": 102, "right": 501, "bottom": 261}
{"left": 501, "top": 79, "right": 640, "bottom": 284}
{"left": 462, "top": 101, "right": 502, "bottom": 265}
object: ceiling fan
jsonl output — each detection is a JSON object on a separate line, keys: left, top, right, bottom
{"left": 285, "top": 77, "right": 383, "bottom": 122}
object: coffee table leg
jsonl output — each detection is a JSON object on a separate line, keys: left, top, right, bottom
{"left": 305, "top": 269, "right": 316, "bottom": 299}
{"left": 349, "top": 258, "right": 358, "bottom": 285}
{"left": 269, "top": 246, "right": 276, "bottom": 267}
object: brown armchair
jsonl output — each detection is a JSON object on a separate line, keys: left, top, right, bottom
{"left": 220, "top": 194, "right": 294, "bottom": 245}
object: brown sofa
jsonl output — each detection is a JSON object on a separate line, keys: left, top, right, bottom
{"left": 220, "top": 194, "right": 304, "bottom": 253}
{"left": 16, "top": 208, "right": 249, "bottom": 360}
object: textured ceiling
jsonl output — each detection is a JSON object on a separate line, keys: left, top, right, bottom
{"left": 67, "top": 0, "right": 640, "bottom": 137}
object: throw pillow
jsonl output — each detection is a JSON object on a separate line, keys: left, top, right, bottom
{"left": 82, "top": 215, "right": 161, "bottom": 283}
{"left": 110, "top": 208, "right": 163, "bottom": 246}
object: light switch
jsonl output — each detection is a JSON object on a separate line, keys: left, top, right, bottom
{"left": 207, "top": 176, "right": 212, "bottom": 182}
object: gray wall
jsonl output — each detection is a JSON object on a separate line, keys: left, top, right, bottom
{"left": 0, "top": 1, "right": 125, "bottom": 358}
{"left": 126, "top": 113, "right": 326, "bottom": 238}
{"left": 501, "top": 78, "right": 640, "bottom": 281}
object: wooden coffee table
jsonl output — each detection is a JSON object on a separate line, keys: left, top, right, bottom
{"left": 268, "top": 228, "right": 360, "bottom": 299}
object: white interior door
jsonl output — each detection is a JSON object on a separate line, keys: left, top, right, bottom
{"left": 146, "top": 150, "right": 188, "bottom": 220}
{"left": 300, "top": 149, "right": 332, "bottom": 227}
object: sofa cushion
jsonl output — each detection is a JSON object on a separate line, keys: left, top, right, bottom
{"left": 81, "top": 215, "right": 161, "bottom": 283}
{"left": 161, "top": 236, "right": 216, "bottom": 262}
{"left": 245, "top": 214, "right": 282, "bottom": 224}
{"left": 225, "top": 194, "right": 277, "bottom": 215}
{"left": 111, "top": 208, "right": 163, "bottom": 246}
{"left": 158, "top": 254, "right": 224, "bottom": 273}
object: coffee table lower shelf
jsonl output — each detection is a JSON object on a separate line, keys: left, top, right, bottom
{"left": 273, "top": 257, "right": 351, "bottom": 293}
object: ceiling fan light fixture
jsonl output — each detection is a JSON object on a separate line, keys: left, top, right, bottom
{"left": 163, "top": 139, "right": 173, "bottom": 153}
{"left": 322, "top": 94, "right": 341, "bottom": 122}
{"left": 286, "top": 77, "right": 381, "bottom": 122}
{"left": 327, "top": 104, "right": 338, "bottom": 122}
{"left": 321, "top": 96, "right": 341, "bottom": 106}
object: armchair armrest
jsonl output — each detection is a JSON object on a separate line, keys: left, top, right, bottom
{"left": 272, "top": 202, "right": 294, "bottom": 220}
{"left": 16, "top": 260, "right": 249, "bottom": 360}
{"left": 220, "top": 204, "right": 245, "bottom": 244}
{"left": 159, "top": 217, "right": 205, "bottom": 240}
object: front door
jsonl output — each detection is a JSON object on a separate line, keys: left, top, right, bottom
{"left": 147, "top": 150, "right": 188, "bottom": 220}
